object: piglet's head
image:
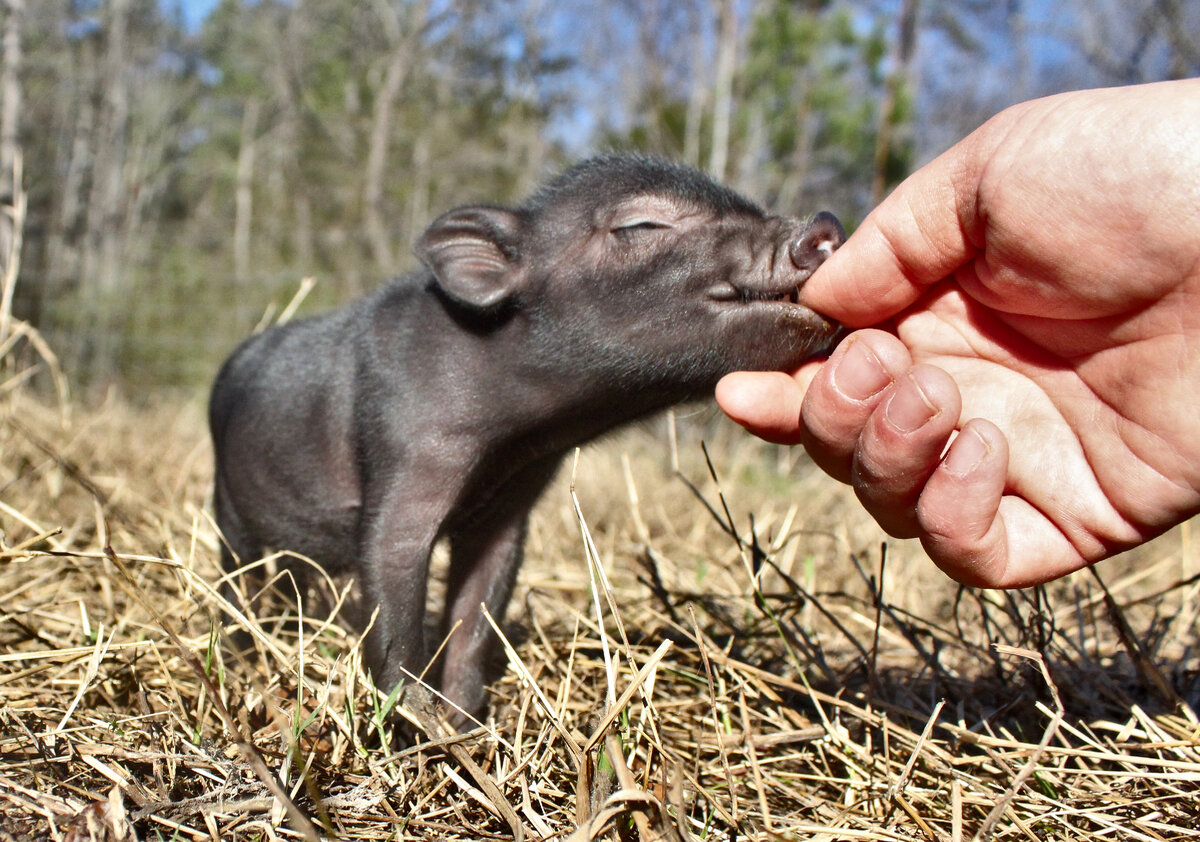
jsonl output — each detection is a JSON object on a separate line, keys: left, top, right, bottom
{"left": 415, "top": 156, "right": 844, "bottom": 394}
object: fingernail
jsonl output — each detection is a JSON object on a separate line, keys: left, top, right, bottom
{"left": 885, "top": 374, "right": 938, "bottom": 433}
{"left": 942, "top": 427, "right": 990, "bottom": 477}
{"left": 832, "top": 338, "right": 891, "bottom": 401}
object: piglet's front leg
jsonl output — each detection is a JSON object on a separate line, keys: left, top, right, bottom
{"left": 357, "top": 479, "right": 445, "bottom": 702}
{"left": 438, "top": 458, "right": 561, "bottom": 723}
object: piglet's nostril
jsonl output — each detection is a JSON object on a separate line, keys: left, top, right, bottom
{"left": 789, "top": 210, "right": 846, "bottom": 273}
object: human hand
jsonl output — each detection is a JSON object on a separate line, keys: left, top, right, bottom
{"left": 717, "top": 79, "right": 1200, "bottom": 588}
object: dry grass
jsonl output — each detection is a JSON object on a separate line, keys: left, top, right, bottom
{"left": 0, "top": 386, "right": 1198, "bottom": 842}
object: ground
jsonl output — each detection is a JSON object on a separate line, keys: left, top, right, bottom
{"left": 0, "top": 391, "right": 1198, "bottom": 841}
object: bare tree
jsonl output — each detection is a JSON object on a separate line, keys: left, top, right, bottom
{"left": 872, "top": 0, "right": 921, "bottom": 205}
{"left": 266, "top": 4, "right": 313, "bottom": 273}
{"left": 0, "top": 0, "right": 19, "bottom": 198}
{"left": 1158, "top": 0, "right": 1200, "bottom": 78}
{"left": 0, "top": 0, "right": 22, "bottom": 345}
{"left": 1067, "top": 0, "right": 1200, "bottom": 84}
{"left": 682, "top": 2, "right": 708, "bottom": 169}
{"left": 708, "top": 0, "right": 736, "bottom": 181}
{"left": 71, "top": 0, "right": 131, "bottom": 379}
{"left": 43, "top": 29, "right": 94, "bottom": 307}
{"left": 81, "top": 0, "right": 130, "bottom": 299}
{"left": 234, "top": 98, "right": 261, "bottom": 284}
{"left": 363, "top": 0, "right": 429, "bottom": 274}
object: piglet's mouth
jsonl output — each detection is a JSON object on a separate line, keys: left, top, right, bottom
{"left": 708, "top": 281, "right": 806, "bottom": 307}
{"left": 707, "top": 275, "right": 839, "bottom": 339}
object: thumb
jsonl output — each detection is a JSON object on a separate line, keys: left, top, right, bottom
{"left": 802, "top": 132, "right": 985, "bottom": 327}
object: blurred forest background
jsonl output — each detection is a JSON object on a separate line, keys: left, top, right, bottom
{"left": 1, "top": 0, "right": 1198, "bottom": 389}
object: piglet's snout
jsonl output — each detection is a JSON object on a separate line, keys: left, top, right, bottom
{"left": 788, "top": 211, "right": 846, "bottom": 274}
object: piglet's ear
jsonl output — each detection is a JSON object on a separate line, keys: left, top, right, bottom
{"left": 415, "top": 207, "right": 524, "bottom": 311}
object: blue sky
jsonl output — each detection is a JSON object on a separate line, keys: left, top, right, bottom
{"left": 173, "top": 0, "right": 220, "bottom": 30}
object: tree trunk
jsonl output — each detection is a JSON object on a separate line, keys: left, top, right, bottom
{"left": 0, "top": 0, "right": 22, "bottom": 344}
{"left": 1157, "top": 0, "right": 1200, "bottom": 79}
{"left": 363, "top": 1, "right": 428, "bottom": 274}
{"left": 708, "top": 0, "right": 736, "bottom": 182}
{"left": 44, "top": 40, "right": 92, "bottom": 303}
{"left": 406, "top": 130, "right": 431, "bottom": 245}
{"left": 83, "top": 0, "right": 130, "bottom": 298}
{"left": 234, "top": 97, "right": 260, "bottom": 284}
{"left": 363, "top": 49, "right": 406, "bottom": 272}
{"left": 269, "top": 5, "right": 312, "bottom": 275}
{"left": 0, "top": 0, "right": 20, "bottom": 197}
{"left": 77, "top": 0, "right": 131, "bottom": 381}
{"left": 682, "top": 2, "right": 707, "bottom": 169}
{"left": 1007, "top": 0, "right": 1031, "bottom": 100}
{"left": 871, "top": 0, "right": 920, "bottom": 206}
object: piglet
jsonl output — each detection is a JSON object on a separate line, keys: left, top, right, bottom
{"left": 209, "top": 155, "right": 845, "bottom": 719}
